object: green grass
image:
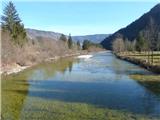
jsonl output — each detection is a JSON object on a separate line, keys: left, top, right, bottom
{"left": 130, "top": 74, "right": 160, "bottom": 94}
{"left": 130, "top": 74, "right": 160, "bottom": 82}
{"left": 2, "top": 74, "right": 158, "bottom": 120}
{"left": 20, "top": 98, "right": 152, "bottom": 120}
{"left": 2, "top": 74, "right": 29, "bottom": 120}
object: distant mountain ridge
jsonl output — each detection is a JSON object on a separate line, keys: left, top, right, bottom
{"left": 72, "top": 34, "right": 110, "bottom": 43}
{"left": 26, "top": 28, "right": 109, "bottom": 43}
{"left": 26, "top": 28, "right": 62, "bottom": 40}
{"left": 101, "top": 3, "right": 160, "bottom": 49}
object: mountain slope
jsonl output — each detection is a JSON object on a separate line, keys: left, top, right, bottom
{"left": 26, "top": 28, "right": 62, "bottom": 40}
{"left": 27, "top": 29, "right": 109, "bottom": 44}
{"left": 101, "top": 3, "right": 160, "bottom": 49}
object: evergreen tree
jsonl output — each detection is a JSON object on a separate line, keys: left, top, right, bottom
{"left": 68, "top": 34, "right": 73, "bottom": 49}
{"left": 59, "top": 34, "right": 67, "bottom": 42}
{"left": 1, "top": 1, "right": 21, "bottom": 33}
{"left": 12, "top": 23, "right": 27, "bottom": 47}
{"left": 77, "top": 40, "right": 81, "bottom": 50}
{"left": 157, "top": 33, "right": 160, "bottom": 51}
{"left": 124, "top": 38, "right": 132, "bottom": 51}
{"left": 82, "top": 40, "right": 90, "bottom": 50}
{"left": 1, "top": 1, "right": 27, "bottom": 46}
{"left": 136, "top": 33, "right": 145, "bottom": 52}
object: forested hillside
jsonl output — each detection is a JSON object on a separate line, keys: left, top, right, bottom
{"left": 101, "top": 3, "right": 160, "bottom": 50}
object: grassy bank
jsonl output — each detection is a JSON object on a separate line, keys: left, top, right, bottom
{"left": 130, "top": 74, "right": 160, "bottom": 95}
{"left": 130, "top": 74, "right": 160, "bottom": 82}
{"left": 115, "top": 51, "right": 160, "bottom": 74}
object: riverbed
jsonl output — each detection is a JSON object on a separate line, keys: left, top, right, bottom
{"left": 2, "top": 51, "right": 160, "bottom": 120}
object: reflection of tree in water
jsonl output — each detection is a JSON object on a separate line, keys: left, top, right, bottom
{"left": 31, "top": 57, "right": 76, "bottom": 80}
{"left": 111, "top": 57, "right": 124, "bottom": 79}
{"left": 68, "top": 61, "right": 73, "bottom": 73}
{"left": 1, "top": 57, "right": 76, "bottom": 119}
{"left": 130, "top": 74, "right": 160, "bottom": 96}
{"left": 135, "top": 80, "right": 160, "bottom": 116}
{"left": 137, "top": 80, "right": 160, "bottom": 96}
{"left": 2, "top": 73, "right": 29, "bottom": 120}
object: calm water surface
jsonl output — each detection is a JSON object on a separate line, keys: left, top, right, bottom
{"left": 2, "top": 51, "right": 160, "bottom": 119}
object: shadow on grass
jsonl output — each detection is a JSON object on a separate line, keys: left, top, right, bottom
{"left": 9, "top": 79, "right": 160, "bottom": 118}
{"left": 130, "top": 74, "right": 160, "bottom": 96}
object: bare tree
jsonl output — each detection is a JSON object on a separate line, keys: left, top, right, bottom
{"left": 112, "top": 38, "right": 125, "bottom": 53}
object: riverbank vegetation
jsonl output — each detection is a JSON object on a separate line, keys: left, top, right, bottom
{"left": 130, "top": 74, "right": 160, "bottom": 82}
{"left": 82, "top": 39, "right": 104, "bottom": 52}
{"left": 112, "top": 31, "right": 160, "bottom": 73}
{"left": 1, "top": 1, "right": 103, "bottom": 74}
{"left": 1, "top": 2, "right": 77, "bottom": 69}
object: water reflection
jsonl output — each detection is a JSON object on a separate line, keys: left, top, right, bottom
{"left": 24, "top": 52, "right": 160, "bottom": 117}
{"left": 2, "top": 52, "right": 160, "bottom": 119}
{"left": 22, "top": 80, "right": 159, "bottom": 116}
{"left": 2, "top": 74, "right": 30, "bottom": 120}
{"left": 2, "top": 57, "right": 75, "bottom": 120}
{"left": 28, "top": 58, "right": 75, "bottom": 80}
{"left": 137, "top": 80, "right": 160, "bottom": 96}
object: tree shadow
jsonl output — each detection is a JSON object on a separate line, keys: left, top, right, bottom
{"left": 11, "top": 80, "right": 160, "bottom": 118}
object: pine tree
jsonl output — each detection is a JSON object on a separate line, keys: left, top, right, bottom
{"left": 1, "top": 1, "right": 21, "bottom": 33}
{"left": 82, "top": 40, "right": 90, "bottom": 50}
{"left": 157, "top": 33, "right": 160, "bottom": 51}
{"left": 136, "top": 33, "right": 145, "bottom": 52}
{"left": 1, "top": 1, "right": 27, "bottom": 46}
{"left": 77, "top": 41, "right": 81, "bottom": 50}
{"left": 68, "top": 34, "right": 73, "bottom": 49}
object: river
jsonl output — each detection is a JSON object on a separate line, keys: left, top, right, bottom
{"left": 2, "top": 51, "right": 160, "bottom": 120}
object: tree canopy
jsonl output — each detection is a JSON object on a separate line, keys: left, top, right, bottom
{"left": 1, "top": 1, "right": 27, "bottom": 46}
{"left": 68, "top": 34, "right": 73, "bottom": 49}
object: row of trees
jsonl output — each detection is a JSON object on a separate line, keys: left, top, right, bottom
{"left": 112, "top": 38, "right": 137, "bottom": 53}
{"left": 59, "top": 34, "right": 81, "bottom": 50}
{"left": 59, "top": 35, "right": 102, "bottom": 51}
{"left": 1, "top": 1, "right": 27, "bottom": 47}
{"left": 2, "top": 1, "right": 81, "bottom": 51}
{"left": 82, "top": 39, "right": 102, "bottom": 50}
{"left": 112, "top": 32, "right": 160, "bottom": 53}
{"left": 1, "top": 1, "right": 81, "bottom": 51}
{"left": 112, "top": 31, "right": 160, "bottom": 64}
{"left": 2, "top": 1, "right": 101, "bottom": 52}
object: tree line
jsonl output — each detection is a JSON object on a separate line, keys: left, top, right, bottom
{"left": 59, "top": 33, "right": 81, "bottom": 50}
{"left": 112, "top": 31, "right": 160, "bottom": 64}
{"left": 59, "top": 35, "right": 102, "bottom": 51}
{"left": 2, "top": 1, "right": 100, "bottom": 51}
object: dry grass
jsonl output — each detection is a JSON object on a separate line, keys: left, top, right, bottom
{"left": 1, "top": 31, "right": 79, "bottom": 69}
{"left": 119, "top": 51, "right": 160, "bottom": 66}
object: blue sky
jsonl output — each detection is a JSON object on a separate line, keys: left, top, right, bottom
{"left": 1, "top": 1, "right": 159, "bottom": 35}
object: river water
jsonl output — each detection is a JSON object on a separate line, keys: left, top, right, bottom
{"left": 2, "top": 51, "right": 160, "bottom": 120}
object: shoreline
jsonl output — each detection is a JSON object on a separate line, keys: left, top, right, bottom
{"left": 1, "top": 53, "right": 81, "bottom": 75}
{"left": 115, "top": 53, "right": 160, "bottom": 74}
{"left": 1, "top": 50, "right": 104, "bottom": 75}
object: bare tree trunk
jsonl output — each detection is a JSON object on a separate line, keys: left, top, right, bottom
{"left": 148, "top": 51, "right": 150, "bottom": 64}
{"left": 152, "top": 50, "right": 153, "bottom": 65}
